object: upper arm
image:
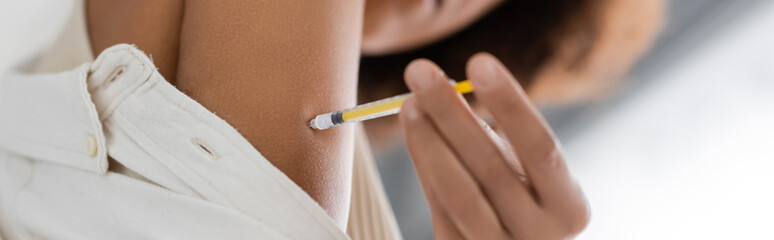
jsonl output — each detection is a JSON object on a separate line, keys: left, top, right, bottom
{"left": 175, "top": 0, "right": 365, "bottom": 228}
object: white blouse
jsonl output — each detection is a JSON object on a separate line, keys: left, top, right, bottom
{"left": 0, "top": 1, "right": 401, "bottom": 239}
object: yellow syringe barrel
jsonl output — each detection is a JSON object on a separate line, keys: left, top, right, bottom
{"left": 342, "top": 80, "right": 472, "bottom": 121}
{"left": 308, "top": 80, "right": 473, "bottom": 130}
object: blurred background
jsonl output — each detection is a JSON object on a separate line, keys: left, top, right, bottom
{"left": 375, "top": 0, "right": 774, "bottom": 239}
{"left": 2, "top": 0, "right": 773, "bottom": 239}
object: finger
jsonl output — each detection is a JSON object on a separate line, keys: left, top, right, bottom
{"left": 405, "top": 104, "right": 463, "bottom": 239}
{"left": 481, "top": 119, "right": 528, "bottom": 182}
{"left": 467, "top": 53, "right": 588, "bottom": 219}
{"left": 403, "top": 59, "right": 537, "bottom": 218}
{"left": 399, "top": 99, "right": 505, "bottom": 240}
{"left": 425, "top": 186, "right": 465, "bottom": 240}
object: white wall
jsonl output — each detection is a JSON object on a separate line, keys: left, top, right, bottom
{"left": 0, "top": 0, "right": 74, "bottom": 70}
{"left": 569, "top": 1, "right": 774, "bottom": 238}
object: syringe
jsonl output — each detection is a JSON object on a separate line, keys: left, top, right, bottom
{"left": 308, "top": 80, "right": 473, "bottom": 130}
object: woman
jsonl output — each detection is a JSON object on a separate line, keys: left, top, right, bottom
{"left": 0, "top": 0, "right": 662, "bottom": 239}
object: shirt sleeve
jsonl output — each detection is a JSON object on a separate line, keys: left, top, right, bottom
{"left": 346, "top": 125, "right": 403, "bottom": 240}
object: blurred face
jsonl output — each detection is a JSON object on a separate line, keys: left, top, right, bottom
{"left": 527, "top": 0, "right": 665, "bottom": 104}
{"left": 360, "top": 0, "right": 665, "bottom": 152}
{"left": 362, "top": 0, "right": 503, "bottom": 55}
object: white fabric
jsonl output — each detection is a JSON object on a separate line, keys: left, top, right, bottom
{"left": 0, "top": 64, "right": 107, "bottom": 174}
{"left": 347, "top": 129, "right": 403, "bottom": 240}
{"left": 0, "top": 44, "right": 349, "bottom": 239}
{"left": 0, "top": 1, "right": 403, "bottom": 239}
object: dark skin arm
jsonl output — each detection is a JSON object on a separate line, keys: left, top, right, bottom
{"left": 176, "top": 0, "right": 363, "bottom": 229}
{"left": 87, "top": 0, "right": 183, "bottom": 84}
{"left": 88, "top": 0, "right": 364, "bottom": 229}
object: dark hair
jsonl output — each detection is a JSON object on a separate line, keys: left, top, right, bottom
{"left": 357, "top": 0, "right": 600, "bottom": 103}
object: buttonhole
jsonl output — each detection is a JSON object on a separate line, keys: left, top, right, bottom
{"left": 192, "top": 138, "right": 219, "bottom": 160}
{"left": 104, "top": 65, "right": 127, "bottom": 88}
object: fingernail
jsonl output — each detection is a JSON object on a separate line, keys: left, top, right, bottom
{"left": 408, "top": 61, "right": 442, "bottom": 92}
{"left": 403, "top": 100, "right": 421, "bottom": 120}
{"left": 475, "top": 57, "right": 498, "bottom": 89}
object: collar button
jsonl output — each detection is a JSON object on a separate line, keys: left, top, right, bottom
{"left": 86, "top": 135, "right": 98, "bottom": 157}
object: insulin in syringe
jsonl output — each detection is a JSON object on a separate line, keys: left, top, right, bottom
{"left": 308, "top": 80, "right": 473, "bottom": 130}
